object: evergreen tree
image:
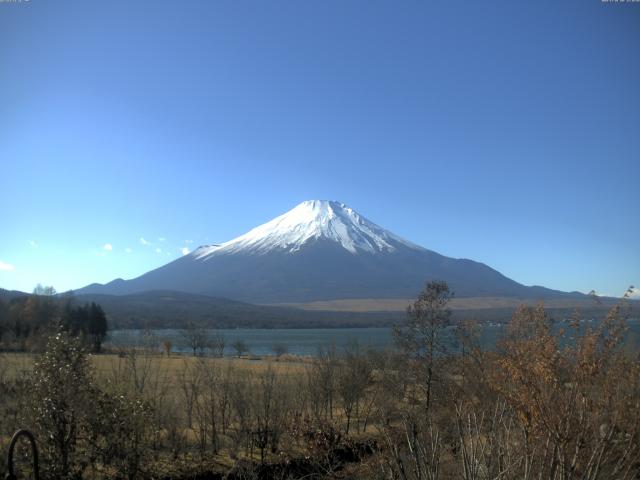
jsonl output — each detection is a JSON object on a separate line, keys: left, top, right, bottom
{"left": 88, "top": 302, "right": 108, "bottom": 353}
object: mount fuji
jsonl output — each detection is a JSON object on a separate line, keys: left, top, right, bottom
{"left": 75, "top": 200, "right": 577, "bottom": 303}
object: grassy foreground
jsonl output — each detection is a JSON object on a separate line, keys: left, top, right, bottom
{"left": 1, "top": 293, "right": 639, "bottom": 479}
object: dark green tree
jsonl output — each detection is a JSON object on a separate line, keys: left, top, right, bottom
{"left": 87, "top": 302, "right": 108, "bottom": 353}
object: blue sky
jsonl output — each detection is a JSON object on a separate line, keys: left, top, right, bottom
{"left": 0, "top": 0, "right": 638, "bottom": 297}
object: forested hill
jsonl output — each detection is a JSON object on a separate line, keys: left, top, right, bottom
{"left": 73, "top": 290, "right": 401, "bottom": 329}
{"left": 0, "top": 288, "right": 28, "bottom": 301}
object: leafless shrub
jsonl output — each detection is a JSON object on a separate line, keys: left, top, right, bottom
{"left": 337, "top": 340, "right": 374, "bottom": 434}
{"left": 232, "top": 339, "right": 250, "bottom": 358}
{"left": 181, "top": 321, "right": 210, "bottom": 356}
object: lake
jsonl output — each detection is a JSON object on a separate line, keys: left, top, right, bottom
{"left": 106, "top": 319, "right": 639, "bottom": 357}
{"left": 107, "top": 327, "right": 397, "bottom": 357}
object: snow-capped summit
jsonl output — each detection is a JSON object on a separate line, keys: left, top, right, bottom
{"left": 194, "top": 200, "right": 421, "bottom": 258}
{"left": 75, "top": 200, "right": 575, "bottom": 304}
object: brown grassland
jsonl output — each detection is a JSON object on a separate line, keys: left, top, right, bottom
{"left": 274, "top": 296, "right": 622, "bottom": 312}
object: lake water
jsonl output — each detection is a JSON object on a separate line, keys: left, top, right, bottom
{"left": 106, "top": 319, "right": 639, "bottom": 357}
{"left": 107, "top": 327, "right": 397, "bottom": 357}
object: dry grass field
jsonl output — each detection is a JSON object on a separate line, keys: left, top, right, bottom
{"left": 274, "top": 295, "right": 622, "bottom": 312}
{"left": 1, "top": 350, "right": 312, "bottom": 394}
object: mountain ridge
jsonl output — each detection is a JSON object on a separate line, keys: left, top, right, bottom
{"left": 73, "top": 200, "right": 586, "bottom": 303}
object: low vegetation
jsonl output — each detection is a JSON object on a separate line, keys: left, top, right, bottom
{"left": 0, "top": 282, "right": 638, "bottom": 479}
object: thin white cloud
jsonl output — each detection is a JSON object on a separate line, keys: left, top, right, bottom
{"left": 158, "top": 237, "right": 166, "bottom": 242}
{"left": 185, "top": 239, "right": 194, "bottom": 244}
{"left": 28, "top": 240, "right": 38, "bottom": 247}
{"left": 103, "top": 243, "right": 113, "bottom": 251}
{"left": 0, "top": 261, "right": 16, "bottom": 272}
{"left": 155, "top": 247, "right": 162, "bottom": 254}
{"left": 140, "top": 237, "right": 152, "bottom": 246}
{"left": 180, "top": 247, "right": 190, "bottom": 256}
{"left": 125, "top": 247, "right": 133, "bottom": 254}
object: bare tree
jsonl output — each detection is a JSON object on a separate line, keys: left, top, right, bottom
{"left": 252, "top": 366, "right": 287, "bottom": 461}
{"left": 379, "top": 415, "right": 442, "bottom": 480}
{"left": 211, "top": 329, "right": 226, "bottom": 357}
{"left": 394, "top": 280, "right": 452, "bottom": 412}
{"left": 308, "top": 344, "right": 338, "bottom": 420}
{"left": 337, "top": 340, "right": 374, "bottom": 434}
{"left": 271, "top": 343, "right": 288, "bottom": 358}
{"left": 193, "top": 358, "right": 222, "bottom": 455}
{"left": 228, "top": 369, "right": 253, "bottom": 457}
{"left": 180, "top": 322, "right": 210, "bottom": 356}
{"left": 178, "top": 360, "right": 200, "bottom": 430}
{"left": 232, "top": 339, "right": 249, "bottom": 358}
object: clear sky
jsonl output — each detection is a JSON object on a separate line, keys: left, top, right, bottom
{"left": 0, "top": 0, "right": 638, "bottom": 297}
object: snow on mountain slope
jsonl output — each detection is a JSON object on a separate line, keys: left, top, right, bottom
{"left": 194, "top": 200, "right": 422, "bottom": 258}
{"left": 74, "top": 200, "right": 580, "bottom": 303}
